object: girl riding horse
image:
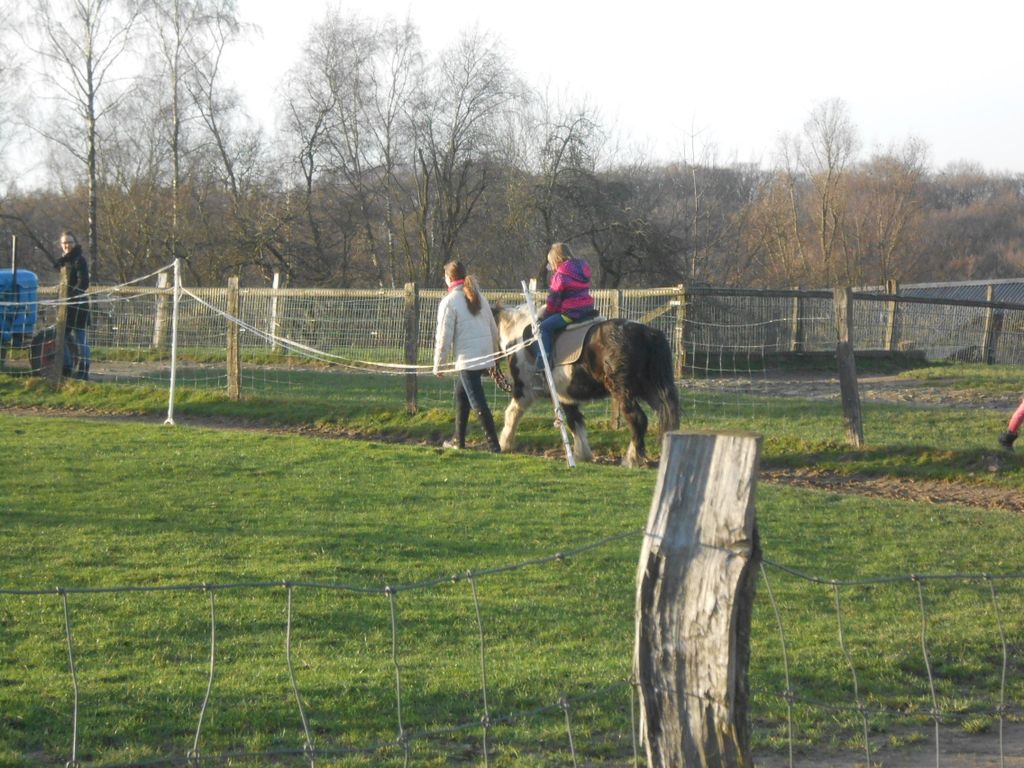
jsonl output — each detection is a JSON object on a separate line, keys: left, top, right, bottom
{"left": 536, "top": 242, "right": 596, "bottom": 372}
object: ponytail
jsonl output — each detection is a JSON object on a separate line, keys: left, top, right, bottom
{"left": 462, "top": 275, "right": 482, "bottom": 315}
{"left": 444, "top": 260, "right": 482, "bottom": 315}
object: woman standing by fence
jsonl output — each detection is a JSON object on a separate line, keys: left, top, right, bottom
{"left": 56, "top": 230, "right": 90, "bottom": 379}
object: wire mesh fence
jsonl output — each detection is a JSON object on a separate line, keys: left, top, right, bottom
{"left": 3, "top": 531, "right": 1023, "bottom": 767}
{"left": 2, "top": 269, "right": 1023, "bottom": 423}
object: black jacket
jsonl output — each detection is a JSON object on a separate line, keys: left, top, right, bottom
{"left": 57, "top": 244, "right": 90, "bottom": 329}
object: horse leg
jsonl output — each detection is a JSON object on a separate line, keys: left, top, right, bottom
{"left": 562, "top": 403, "right": 593, "bottom": 462}
{"left": 499, "top": 353, "right": 540, "bottom": 453}
{"left": 618, "top": 396, "right": 649, "bottom": 468}
{"left": 500, "top": 396, "right": 530, "bottom": 453}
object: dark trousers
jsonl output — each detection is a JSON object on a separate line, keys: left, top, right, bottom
{"left": 455, "top": 369, "right": 489, "bottom": 413}
{"left": 452, "top": 369, "right": 500, "bottom": 451}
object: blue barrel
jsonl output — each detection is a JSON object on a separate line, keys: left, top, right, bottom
{"left": 0, "top": 268, "right": 39, "bottom": 346}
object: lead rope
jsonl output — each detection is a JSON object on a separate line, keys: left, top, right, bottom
{"left": 488, "top": 363, "right": 513, "bottom": 395}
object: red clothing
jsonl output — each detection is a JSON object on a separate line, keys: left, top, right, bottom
{"left": 1009, "top": 398, "right": 1024, "bottom": 433}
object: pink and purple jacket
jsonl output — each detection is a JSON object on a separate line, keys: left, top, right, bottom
{"left": 545, "top": 258, "right": 595, "bottom": 320}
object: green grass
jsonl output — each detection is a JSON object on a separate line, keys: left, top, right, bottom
{"left": 1, "top": 364, "right": 1023, "bottom": 765}
{"left": 2, "top": 362, "right": 1022, "bottom": 481}
{"left": 1, "top": 416, "right": 655, "bottom": 766}
{"left": 896, "top": 361, "right": 1024, "bottom": 393}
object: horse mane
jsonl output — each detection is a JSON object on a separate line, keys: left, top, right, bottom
{"left": 495, "top": 303, "right": 532, "bottom": 348}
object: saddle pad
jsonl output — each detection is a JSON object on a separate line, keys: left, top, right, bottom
{"left": 552, "top": 318, "right": 603, "bottom": 366}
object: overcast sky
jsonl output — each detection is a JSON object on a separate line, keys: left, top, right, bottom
{"left": 223, "top": 0, "right": 1020, "bottom": 174}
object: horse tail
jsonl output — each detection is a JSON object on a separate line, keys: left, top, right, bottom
{"left": 645, "top": 326, "right": 680, "bottom": 433}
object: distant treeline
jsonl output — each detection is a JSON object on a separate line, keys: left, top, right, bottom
{"left": 1, "top": 4, "right": 1021, "bottom": 290}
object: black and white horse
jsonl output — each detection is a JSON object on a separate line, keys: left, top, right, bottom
{"left": 493, "top": 305, "right": 680, "bottom": 467}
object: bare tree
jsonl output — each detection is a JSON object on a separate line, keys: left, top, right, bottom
{"left": 369, "top": 16, "right": 424, "bottom": 286}
{"left": 742, "top": 101, "right": 860, "bottom": 287}
{"left": 842, "top": 138, "right": 928, "bottom": 284}
{"left": 183, "top": 7, "right": 291, "bottom": 282}
{"left": 281, "top": 10, "right": 423, "bottom": 287}
{"left": 25, "top": 0, "right": 145, "bottom": 278}
{"left": 145, "top": 0, "right": 241, "bottom": 266}
{"left": 0, "top": 4, "right": 24, "bottom": 193}
{"left": 95, "top": 77, "right": 167, "bottom": 281}
{"left": 407, "top": 29, "right": 521, "bottom": 283}
{"left": 527, "top": 98, "right": 603, "bottom": 247}
{"left": 802, "top": 98, "right": 859, "bottom": 284}
{"left": 743, "top": 138, "right": 812, "bottom": 286}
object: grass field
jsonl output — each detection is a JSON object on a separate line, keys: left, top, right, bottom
{"left": 1, "top": 364, "right": 1023, "bottom": 766}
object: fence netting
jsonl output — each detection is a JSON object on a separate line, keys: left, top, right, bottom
{"left": 3, "top": 265, "right": 1023, "bottom": 427}
{"left": 3, "top": 531, "right": 1022, "bottom": 767}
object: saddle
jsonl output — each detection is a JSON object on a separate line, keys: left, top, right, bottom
{"left": 522, "top": 317, "right": 604, "bottom": 367}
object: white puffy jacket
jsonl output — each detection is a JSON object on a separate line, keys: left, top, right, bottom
{"left": 433, "top": 288, "right": 500, "bottom": 373}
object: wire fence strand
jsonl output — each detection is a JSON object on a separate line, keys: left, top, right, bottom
{"left": 2, "top": 532, "right": 1023, "bottom": 766}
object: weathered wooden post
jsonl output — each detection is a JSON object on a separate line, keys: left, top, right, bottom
{"left": 46, "top": 265, "right": 70, "bottom": 387}
{"left": 883, "top": 279, "right": 899, "bottom": 352}
{"left": 269, "top": 271, "right": 281, "bottom": 352}
{"left": 789, "top": 288, "right": 803, "bottom": 353}
{"left": 609, "top": 289, "right": 622, "bottom": 320}
{"left": 226, "top": 275, "right": 241, "bottom": 400}
{"left": 635, "top": 431, "right": 762, "bottom": 768}
{"left": 404, "top": 282, "right": 419, "bottom": 415}
{"left": 152, "top": 271, "right": 170, "bottom": 349}
{"left": 981, "top": 284, "right": 996, "bottom": 365}
{"left": 833, "top": 287, "right": 864, "bottom": 447}
{"left": 673, "top": 284, "right": 686, "bottom": 380}
{"left": 610, "top": 289, "right": 623, "bottom": 429}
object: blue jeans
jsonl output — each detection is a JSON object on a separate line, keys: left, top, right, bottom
{"left": 537, "top": 313, "right": 569, "bottom": 370}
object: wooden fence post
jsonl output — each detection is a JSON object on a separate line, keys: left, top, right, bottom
{"left": 884, "top": 278, "right": 899, "bottom": 352}
{"left": 46, "top": 265, "right": 70, "bottom": 387}
{"left": 404, "top": 282, "right": 419, "bottom": 415}
{"left": 833, "top": 287, "right": 864, "bottom": 447}
{"left": 789, "top": 287, "right": 803, "bottom": 353}
{"left": 610, "top": 289, "right": 623, "bottom": 429}
{"left": 673, "top": 284, "right": 686, "bottom": 380}
{"left": 981, "top": 284, "right": 996, "bottom": 364}
{"left": 269, "top": 271, "right": 281, "bottom": 352}
{"left": 226, "top": 275, "right": 241, "bottom": 400}
{"left": 635, "top": 431, "right": 762, "bottom": 768}
{"left": 152, "top": 271, "right": 170, "bottom": 349}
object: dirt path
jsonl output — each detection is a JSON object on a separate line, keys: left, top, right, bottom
{"left": 763, "top": 465, "right": 1022, "bottom": 514}
{"left": 685, "top": 372, "right": 1023, "bottom": 412}
{"left": 5, "top": 401, "right": 1021, "bottom": 515}
{"left": 754, "top": 722, "right": 1024, "bottom": 767}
